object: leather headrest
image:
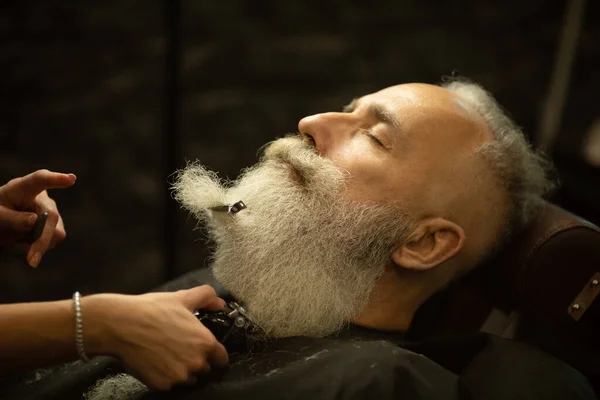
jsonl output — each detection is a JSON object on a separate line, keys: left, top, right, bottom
{"left": 436, "top": 201, "right": 600, "bottom": 342}
{"left": 483, "top": 201, "right": 600, "bottom": 341}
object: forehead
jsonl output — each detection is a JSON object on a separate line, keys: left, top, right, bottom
{"left": 357, "top": 83, "right": 489, "bottom": 143}
{"left": 360, "top": 84, "right": 472, "bottom": 117}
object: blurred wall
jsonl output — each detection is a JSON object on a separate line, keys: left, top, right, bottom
{"left": 0, "top": 1, "right": 166, "bottom": 301}
{"left": 0, "top": 0, "right": 598, "bottom": 302}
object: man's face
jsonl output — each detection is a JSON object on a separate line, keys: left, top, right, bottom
{"left": 174, "top": 84, "right": 492, "bottom": 338}
{"left": 298, "top": 83, "right": 491, "bottom": 215}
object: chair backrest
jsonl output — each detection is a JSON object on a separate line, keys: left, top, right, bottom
{"left": 438, "top": 202, "right": 600, "bottom": 336}
{"left": 432, "top": 201, "right": 600, "bottom": 392}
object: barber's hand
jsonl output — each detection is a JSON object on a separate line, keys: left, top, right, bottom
{"left": 0, "top": 169, "right": 76, "bottom": 267}
{"left": 85, "top": 285, "right": 229, "bottom": 391}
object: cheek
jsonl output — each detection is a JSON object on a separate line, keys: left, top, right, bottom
{"left": 329, "top": 144, "right": 394, "bottom": 202}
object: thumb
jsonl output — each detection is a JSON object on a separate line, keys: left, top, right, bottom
{"left": 179, "top": 285, "right": 226, "bottom": 312}
{"left": 0, "top": 205, "right": 37, "bottom": 233}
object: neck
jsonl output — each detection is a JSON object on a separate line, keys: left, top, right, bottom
{"left": 351, "top": 265, "right": 447, "bottom": 332}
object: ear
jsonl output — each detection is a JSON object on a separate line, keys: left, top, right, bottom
{"left": 392, "top": 218, "right": 466, "bottom": 271}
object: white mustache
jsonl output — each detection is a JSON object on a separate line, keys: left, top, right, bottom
{"left": 261, "top": 135, "right": 350, "bottom": 187}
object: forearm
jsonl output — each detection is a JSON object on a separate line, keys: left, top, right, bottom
{"left": 0, "top": 295, "right": 112, "bottom": 376}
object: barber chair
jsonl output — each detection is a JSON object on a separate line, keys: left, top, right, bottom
{"left": 427, "top": 201, "right": 600, "bottom": 393}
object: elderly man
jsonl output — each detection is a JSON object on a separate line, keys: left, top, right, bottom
{"left": 171, "top": 79, "right": 552, "bottom": 339}
{"left": 20, "top": 79, "right": 596, "bottom": 400}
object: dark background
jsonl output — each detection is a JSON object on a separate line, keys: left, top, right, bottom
{"left": 0, "top": 0, "right": 598, "bottom": 303}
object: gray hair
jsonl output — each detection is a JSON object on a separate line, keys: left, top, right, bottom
{"left": 441, "top": 78, "right": 556, "bottom": 239}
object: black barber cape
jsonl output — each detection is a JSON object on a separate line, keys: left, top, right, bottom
{"left": 2, "top": 269, "right": 596, "bottom": 400}
{"left": 141, "top": 326, "right": 596, "bottom": 400}
{"left": 2, "top": 327, "right": 595, "bottom": 400}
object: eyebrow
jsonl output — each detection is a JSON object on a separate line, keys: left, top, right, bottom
{"left": 343, "top": 98, "right": 400, "bottom": 129}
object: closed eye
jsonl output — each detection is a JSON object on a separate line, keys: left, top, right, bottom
{"left": 363, "top": 131, "right": 387, "bottom": 149}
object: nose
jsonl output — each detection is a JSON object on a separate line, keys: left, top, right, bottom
{"left": 298, "top": 112, "right": 356, "bottom": 154}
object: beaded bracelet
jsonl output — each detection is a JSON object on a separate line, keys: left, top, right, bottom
{"left": 72, "top": 291, "right": 90, "bottom": 362}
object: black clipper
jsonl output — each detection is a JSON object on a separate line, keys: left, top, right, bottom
{"left": 194, "top": 301, "right": 257, "bottom": 351}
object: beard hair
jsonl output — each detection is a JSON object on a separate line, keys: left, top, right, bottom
{"left": 83, "top": 373, "right": 148, "bottom": 400}
{"left": 173, "top": 136, "right": 413, "bottom": 338}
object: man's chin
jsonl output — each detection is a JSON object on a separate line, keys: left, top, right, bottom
{"left": 213, "top": 268, "right": 372, "bottom": 339}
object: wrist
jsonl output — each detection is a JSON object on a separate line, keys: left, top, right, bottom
{"left": 80, "top": 294, "right": 121, "bottom": 357}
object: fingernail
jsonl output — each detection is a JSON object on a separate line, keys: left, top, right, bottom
{"left": 68, "top": 173, "right": 77, "bottom": 181}
{"left": 30, "top": 252, "right": 41, "bottom": 268}
{"left": 28, "top": 214, "right": 37, "bottom": 227}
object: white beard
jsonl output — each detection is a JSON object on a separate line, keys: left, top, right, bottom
{"left": 173, "top": 136, "right": 413, "bottom": 338}
{"left": 83, "top": 373, "right": 148, "bottom": 400}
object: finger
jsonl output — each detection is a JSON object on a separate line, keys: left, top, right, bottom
{"left": 49, "top": 214, "right": 66, "bottom": 246}
{"left": 0, "top": 205, "right": 37, "bottom": 233}
{"left": 189, "top": 359, "right": 212, "bottom": 376}
{"left": 27, "top": 208, "right": 59, "bottom": 267}
{"left": 196, "top": 322, "right": 229, "bottom": 368}
{"left": 34, "top": 190, "right": 56, "bottom": 213}
{"left": 9, "top": 170, "right": 76, "bottom": 201}
{"left": 181, "top": 365, "right": 210, "bottom": 386}
{"left": 206, "top": 339, "right": 229, "bottom": 368}
{"left": 55, "top": 216, "right": 66, "bottom": 238}
{"left": 180, "top": 285, "right": 225, "bottom": 311}
{"left": 35, "top": 194, "right": 66, "bottom": 245}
